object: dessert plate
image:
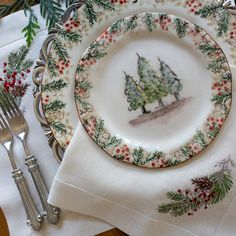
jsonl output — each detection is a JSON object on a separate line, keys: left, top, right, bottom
{"left": 39, "top": 0, "right": 236, "bottom": 152}
{"left": 75, "top": 12, "right": 232, "bottom": 168}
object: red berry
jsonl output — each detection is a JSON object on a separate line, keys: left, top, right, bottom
{"left": 152, "top": 162, "right": 155, "bottom": 167}
{"left": 21, "top": 73, "right": 25, "bottom": 77}
{"left": 59, "top": 70, "right": 63, "bottom": 74}
{"left": 27, "top": 69, "right": 30, "bottom": 73}
{"left": 0, "top": 78, "right": 2, "bottom": 81}
{"left": 3, "top": 69, "right": 6, "bottom": 73}
{"left": 116, "top": 149, "right": 120, "bottom": 153}
{"left": 18, "top": 80, "right": 22, "bottom": 85}
{"left": 177, "top": 189, "right": 181, "bottom": 193}
{"left": 3, "top": 62, "right": 7, "bottom": 67}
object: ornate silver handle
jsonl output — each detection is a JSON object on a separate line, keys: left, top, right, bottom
{"left": 25, "top": 156, "right": 60, "bottom": 224}
{"left": 12, "top": 169, "right": 42, "bottom": 231}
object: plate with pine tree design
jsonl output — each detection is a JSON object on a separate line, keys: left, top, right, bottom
{"left": 75, "top": 12, "right": 232, "bottom": 168}
{"left": 40, "top": 0, "right": 236, "bottom": 152}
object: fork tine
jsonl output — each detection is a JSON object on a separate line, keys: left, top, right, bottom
{"left": 0, "top": 113, "right": 8, "bottom": 127}
{"left": 4, "top": 91, "right": 21, "bottom": 115}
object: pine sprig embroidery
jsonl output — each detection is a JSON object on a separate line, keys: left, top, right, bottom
{"left": 0, "top": 46, "right": 33, "bottom": 106}
{"left": 43, "top": 100, "right": 66, "bottom": 112}
{"left": 197, "top": 2, "right": 231, "bottom": 36}
{"left": 83, "top": 42, "right": 107, "bottom": 61}
{"left": 40, "top": 0, "right": 64, "bottom": 29}
{"left": 109, "top": 18, "right": 124, "bottom": 34}
{"left": 199, "top": 43, "right": 221, "bottom": 56}
{"left": 194, "top": 130, "right": 207, "bottom": 148}
{"left": 158, "top": 157, "right": 235, "bottom": 217}
{"left": 208, "top": 57, "right": 227, "bottom": 73}
{"left": 174, "top": 18, "right": 189, "bottom": 38}
{"left": 5, "top": 45, "right": 33, "bottom": 75}
{"left": 42, "top": 79, "right": 68, "bottom": 92}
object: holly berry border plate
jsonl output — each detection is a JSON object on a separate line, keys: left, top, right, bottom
{"left": 74, "top": 12, "right": 232, "bottom": 168}
{"left": 40, "top": 0, "right": 236, "bottom": 151}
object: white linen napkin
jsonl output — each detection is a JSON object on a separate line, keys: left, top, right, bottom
{"left": 0, "top": 5, "right": 112, "bottom": 236}
{"left": 48, "top": 64, "right": 236, "bottom": 235}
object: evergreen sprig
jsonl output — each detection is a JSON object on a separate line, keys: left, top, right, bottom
{"left": 22, "top": 10, "right": 40, "bottom": 47}
{"left": 221, "top": 72, "right": 232, "bottom": 81}
{"left": 47, "top": 55, "right": 58, "bottom": 77}
{"left": 124, "top": 15, "right": 138, "bottom": 32}
{"left": 6, "top": 45, "right": 33, "bottom": 75}
{"left": 211, "top": 91, "right": 232, "bottom": 105}
{"left": 84, "top": 0, "right": 114, "bottom": 25}
{"left": 43, "top": 100, "right": 66, "bottom": 112}
{"left": 42, "top": 79, "right": 68, "bottom": 92}
{"left": 52, "top": 38, "right": 69, "bottom": 62}
{"left": 197, "top": 2, "right": 231, "bottom": 36}
{"left": 133, "top": 148, "right": 145, "bottom": 165}
{"left": 158, "top": 158, "right": 235, "bottom": 217}
{"left": 76, "top": 96, "right": 92, "bottom": 114}
{"left": 208, "top": 57, "right": 227, "bottom": 73}
{"left": 58, "top": 30, "right": 82, "bottom": 43}
{"left": 40, "top": 0, "right": 64, "bottom": 29}
{"left": 109, "top": 18, "right": 124, "bottom": 34}
{"left": 143, "top": 13, "right": 156, "bottom": 32}
{"left": 194, "top": 130, "right": 207, "bottom": 148}
{"left": 174, "top": 18, "right": 189, "bottom": 38}
{"left": 199, "top": 43, "right": 221, "bottom": 56}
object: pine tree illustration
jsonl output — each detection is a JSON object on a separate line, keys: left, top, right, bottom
{"left": 124, "top": 72, "right": 149, "bottom": 114}
{"left": 158, "top": 58, "right": 183, "bottom": 101}
{"left": 137, "top": 54, "right": 168, "bottom": 108}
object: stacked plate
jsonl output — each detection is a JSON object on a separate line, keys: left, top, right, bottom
{"left": 33, "top": 0, "right": 236, "bottom": 168}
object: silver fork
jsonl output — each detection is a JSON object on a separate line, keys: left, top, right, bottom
{"left": 0, "top": 112, "right": 42, "bottom": 231}
{"left": 0, "top": 93, "right": 60, "bottom": 224}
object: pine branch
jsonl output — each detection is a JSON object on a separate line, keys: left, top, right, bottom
{"left": 51, "top": 121, "right": 67, "bottom": 134}
{"left": 40, "top": 0, "right": 64, "bottom": 29}
{"left": 84, "top": 42, "right": 107, "bottom": 61}
{"left": 197, "top": 2, "right": 222, "bottom": 18}
{"left": 199, "top": 43, "right": 221, "bottom": 56}
{"left": 192, "top": 177, "right": 213, "bottom": 191}
{"left": 78, "top": 80, "right": 92, "bottom": 91}
{"left": 210, "top": 171, "right": 233, "bottom": 204}
{"left": 92, "top": 0, "right": 114, "bottom": 10}
{"left": 143, "top": 13, "right": 156, "bottom": 32}
{"left": 194, "top": 130, "right": 207, "bottom": 148}
{"left": 158, "top": 198, "right": 194, "bottom": 217}
{"left": 22, "top": 10, "right": 40, "bottom": 47}
{"left": 197, "top": 2, "right": 231, "bottom": 36}
{"left": 208, "top": 57, "right": 227, "bottom": 73}
{"left": 0, "top": 0, "right": 25, "bottom": 18}
{"left": 94, "top": 119, "right": 105, "bottom": 142}
{"left": 75, "top": 96, "right": 93, "bottom": 114}
{"left": 217, "top": 9, "right": 230, "bottom": 36}
{"left": 47, "top": 55, "right": 57, "bottom": 77}
{"left": 124, "top": 15, "right": 138, "bottom": 32}
{"left": 52, "top": 38, "right": 69, "bottom": 62}
{"left": 42, "top": 79, "right": 68, "bottom": 92}
{"left": 180, "top": 145, "right": 193, "bottom": 157}
{"left": 174, "top": 18, "right": 189, "bottom": 38}
{"left": 43, "top": 100, "right": 66, "bottom": 112}
{"left": 211, "top": 91, "right": 232, "bottom": 105}
{"left": 6, "top": 46, "right": 33, "bottom": 75}
{"left": 133, "top": 148, "right": 145, "bottom": 165}
{"left": 109, "top": 18, "right": 124, "bottom": 34}
{"left": 84, "top": 0, "right": 97, "bottom": 25}
{"left": 221, "top": 72, "right": 232, "bottom": 81}
{"left": 104, "top": 136, "right": 122, "bottom": 149}
{"left": 167, "top": 191, "right": 186, "bottom": 201}
{"left": 58, "top": 30, "right": 82, "bottom": 43}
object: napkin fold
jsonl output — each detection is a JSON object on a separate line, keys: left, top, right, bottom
{"left": 49, "top": 65, "right": 236, "bottom": 235}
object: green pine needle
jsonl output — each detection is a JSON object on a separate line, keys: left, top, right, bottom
{"left": 51, "top": 121, "right": 67, "bottom": 134}
{"left": 22, "top": 11, "right": 40, "bottom": 47}
{"left": 42, "top": 79, "right": 68, "bottom": 92}
{"left": 84, "top": 0, "right": 97, "bottom": 25}
{"left": 43, "top": 100, "right": 66, "bottom": 112}
{"left": 52, "top": 38, "right": 69, "bottom": 62}
{"left": 40, "top": 0, "right": 64, "bottom": 29}
{"left": 58, "top": 30, "right": 82, "bottom": 43}
{"left": 174, "top": 18, "right": 189, "bottom": 38}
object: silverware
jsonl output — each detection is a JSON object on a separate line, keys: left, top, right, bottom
{"left": 0, "top": 93, "right": 60, "bottom": 224}
{"left": 0, "top": 112, "right": 41, "bottom": 231}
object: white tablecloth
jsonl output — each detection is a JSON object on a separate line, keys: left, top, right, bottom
{"left": 0, "top": 5, "right": 112, "bottom": 236}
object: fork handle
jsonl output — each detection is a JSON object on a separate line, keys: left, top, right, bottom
{"left": 12, "top": 169, "right": 42, "bottom": 231}
{"left": 25, "top": 156, "right": 60, "bottom": 224}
